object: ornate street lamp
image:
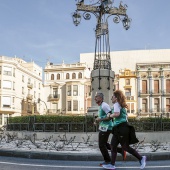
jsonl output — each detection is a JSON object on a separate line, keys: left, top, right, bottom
{"left": 72, "top": 0, "right": 131, "bottom": 114}
{"left": 72, "top": 11, "right": 81, "bottom": 26}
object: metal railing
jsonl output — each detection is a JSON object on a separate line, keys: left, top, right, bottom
{"left": 6, "top": 121, "right": 170, "bottom": 132}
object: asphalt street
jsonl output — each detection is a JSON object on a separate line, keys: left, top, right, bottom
{"left": 0, "top": 156, "right": 170, "bottom": 170}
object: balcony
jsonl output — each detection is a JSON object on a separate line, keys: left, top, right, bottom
{"left": 27, "top": 82, "right": 33, "bottom": 89}
{"left": 27, "top": 94, "right": 33, "bottom": 100}
{"left": 47, "top": 109, "right": 61, "bottom": 115}
{"left": 126, "top": 96, "right": 134, "bottom": 101}
{"left": 138, "top": 90, "right": 149, "bottom": 97}
{"left": 149, "top": 90, "right": 161, "bottom": 96}
{"left": 48, "top": 94, "right": 60, "bottom": 102}
{"left": 161, "top": 89, "right": 170, "bottom": 96}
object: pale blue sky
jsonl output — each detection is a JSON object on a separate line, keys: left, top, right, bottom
{"left": 0, "top": 0, "right": 170, "bottom": 68}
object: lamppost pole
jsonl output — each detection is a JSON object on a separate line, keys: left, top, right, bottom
{"left": 72, "top": 0, "right": 131, "bottom": 115}
{"left": 38, "top": 98, "right": 48, "bottom": 114}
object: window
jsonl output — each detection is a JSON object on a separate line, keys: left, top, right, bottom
{"left": 166, "top": 98, "right": 170, "bottom": 112}
{"left": 66, "top": 73, "right": 70, "bottom": 79}
{"left": 3, "top": 67, "right": 12, "bottom": 76}
{"left": 72, "top": 73, "right": 76, "bottom": 79}
{"left": 13, "top": 68, "right": 15, "bottom": 77}
{"left": 34, "top": 81, "right": 36, "bottom": 88}
{"left": 131, "top": 103, "right": 134, "bottom": 113}
{"left": 57, "top": 74, "right": 60, "bottom": 80}
{"left": 154, "top": 98, "right": 160, "bottom": 112}
{"left": 166, "top": 80, "right": 170, "bottom": 93}
{"left": 142, "top": 99, "right": 147, "bottom": 112}
{"left": 73, "top": 85, "right": 78, "bottom": 96}
{"left": 53, "top": 88, "right": 58, "bottom": 98}
{"left": 127, "top": 103, "right": 130, "bottom": 113}
{"left": 125, "top": 79, "right": 130, "bottom": 85}
{"left": 0, "top": 66, "right": 1, "bottom": 74}
{"left": 51, "top": 74, "right": 54, "bottom": 80}
{"left": 67, "top": 101, "right": 71, "bottom": 111}
{"left": 2, "top": 96, "right": 11, "bottom": 108}
{"left": 22, "top": 75, "right": 24, "bottom": 82}
{"left": 34, "top": 91, "right": 36, "bottom": 98}
{"left": 154, "top": 80, "right": 159, "bottom": 93}
{"left": 78, "top": 72, "right": 82, "bottom": 79}
{"left": 22, "top": 87, "right": 24, "bottom": 94}
{"left": 142, "top": 80, "right": 147, "bottom": 93}
{"left": 13, "top": 81, "right": 15, "bottom": 90}
{"left": 3, "top": 80, "right": 12, "bottom": 89}
{"left": 125, "top": 89, "right": 131, "bottom": 97}
{"left": 39, "top": 83, "right": 41, "bottom": 89}
{"left": 73, "top": 100, "right": 78, "bottom": 111}
{"left": 28, "top": 78, "right": 31, "bottom": 84}
{"left": 67, "top": 85, "right": 71, "bottom": 96}
{"left": 12, "top": 97, "right": 15, "bottom": 104}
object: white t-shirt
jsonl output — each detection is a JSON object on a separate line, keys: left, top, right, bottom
{"left": 113, "top": 102, "right": 121, "bottom": 112}
{"left": 101, "top": 102, "right": 111, "bottom": 114}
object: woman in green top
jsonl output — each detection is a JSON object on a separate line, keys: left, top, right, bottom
{"left": 102, "top": 90, "right": 146, "bottom": 170}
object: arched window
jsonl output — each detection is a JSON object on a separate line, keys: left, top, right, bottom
{"left": 51, "top": 74, "right": 54, "bottom": 80}
{"left": 57, "top": 74, "right": 60, "bottom": 80}
{"left": 66, "top": 73, "right": 69, "bottom": 79}
{"left": 72, "top": 73, "right": 76, "bottom": 79}
{"left": 78, "top": 72, "right": 82, "bottom": 79}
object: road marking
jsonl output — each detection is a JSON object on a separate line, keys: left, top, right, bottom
{"left": 0, "top": 161, "right": 170, "bottom": 169}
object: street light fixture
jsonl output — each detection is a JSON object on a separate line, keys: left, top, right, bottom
{"left": 72, "top": 0, "right": 131, "bottom": 113}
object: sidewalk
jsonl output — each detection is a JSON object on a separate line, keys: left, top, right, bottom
{"left": 0, "top": 149, "right": 169, "bottom": 161}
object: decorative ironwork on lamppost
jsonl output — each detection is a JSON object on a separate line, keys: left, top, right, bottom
{"left": 72, "top": 0, "right": 131, "bottom": 70}
{"left": 72, "top": 0, "right": 131, "bottom": 113}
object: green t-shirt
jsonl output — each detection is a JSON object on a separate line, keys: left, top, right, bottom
{"left": 112, "top": 108, "right": 127, "bottom": 127}
{"left": 98, "top": 102, "right": 113, "bottom": 130}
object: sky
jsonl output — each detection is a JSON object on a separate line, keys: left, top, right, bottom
{"left": 0, "top": 0, "right": 170, "bottom": 68}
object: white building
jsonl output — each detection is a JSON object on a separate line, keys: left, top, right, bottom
{"left": 80, "top": 49, "right": 170, "bottom": 117}
{"left": 0, "top": 56, "right": 43, "bottom": 126}
{"left": 44, "top": 61, "right": 91, "bottom": 115}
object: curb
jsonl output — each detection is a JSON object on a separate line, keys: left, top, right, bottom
{"left": 0, "top": 149, "right": 170, "bottom": 161}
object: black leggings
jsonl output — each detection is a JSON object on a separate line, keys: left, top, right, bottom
{"left": 111, "top": 125, "right": 142, "bottom": 165}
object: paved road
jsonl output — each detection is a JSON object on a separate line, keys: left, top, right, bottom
{"left": 0, "top": 156, "right": 170, "bottom": 170}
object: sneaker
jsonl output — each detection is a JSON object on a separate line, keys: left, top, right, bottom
{"left": 99, "top": 161, "right": 110, "bottom": 166}
{"left": 102, "top": 164, "right": 116, "bottom": 170}
{"left": 140, "top": 156, "right": 146, "bottom": 169}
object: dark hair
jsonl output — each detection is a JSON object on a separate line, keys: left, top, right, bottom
{"left": 113, "top": 90, "right": 128, "bottom": 108}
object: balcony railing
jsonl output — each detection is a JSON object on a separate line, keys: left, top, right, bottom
{"left": 27, "top": 83, "right": 33, "bottom": 89}
{"left": 48, "top": 94, "right": 60, "bottom": 101}
{"left": 47, "top": 109, "right": 61, "bottom": 114}
{"left": 126, "top": 96, "right": 134, "bottom": 100}
{"left": 27, "top": 94, "right": 33, "bottom": 100}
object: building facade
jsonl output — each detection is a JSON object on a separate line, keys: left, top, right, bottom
{"left": 136, "top": 62, "right": 170, "bottom": 117}
{"left": 43, "top": 61, "right": 91, "bottom": 115}
{"left": 80, "top": 49, "right": 170, "bottom": 117}
{"left": 0, "top": 49, "right": 170, "bottom": 127}
{"left": 0, "top": 56, "right": 43, "bottom": 126}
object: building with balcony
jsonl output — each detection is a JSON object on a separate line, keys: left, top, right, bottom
{"left": 80, "top": 49, "right": 170, "bottom": 117}
{"left": 44, "top": 61, "right": 91, "bottom": 115}
{"left": 0, "top": 56, "right": 43, "bottom": 126}
{"left": 136, "top": 62, "right": 170, "bottom": 117}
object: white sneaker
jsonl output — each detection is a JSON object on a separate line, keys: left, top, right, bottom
{"left": 140, "top": 156, "right": 146, "bottom": 169}
{"left": 102, "top": 164, "right": 116, "bottom": 170}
